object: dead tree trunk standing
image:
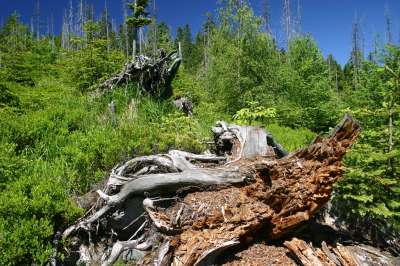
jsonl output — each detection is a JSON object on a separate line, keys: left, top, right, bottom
{"left": 152, "top": 0, "right": 157, "bottom": 60}
{"left": 385, "top": 4, "right": 393, "bottom": 45}
{"left": 262, "top": 0, "right": 272, "bottom": 34}
{"left": 351, "top": 14, "right": 363, "bottom": 89}
{"left": 105, "top": 0, "right": 110, "bottom": 55}
{"left": 61, "top": 115, "right": 364, "bottom": 265}
{"left": 122, "top": 0, "right": 129, "bottom": 60}
{"left": 295, "top": 0, "right": 302, "bottom": 37}
{"left": 35, "top": 0, "right": 40, "bottom": 41}
{"left": 282, "top": 0, "right": 292, "bottom": 49}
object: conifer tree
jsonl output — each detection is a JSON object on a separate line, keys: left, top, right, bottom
{"left": 126, "top": 0, "right": 152, "bottom": 55}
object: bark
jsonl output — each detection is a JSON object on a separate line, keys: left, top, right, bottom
{"left": 61, "top": 115, "right": 364, "bottom": 266}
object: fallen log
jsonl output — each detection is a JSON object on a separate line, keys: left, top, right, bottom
{"left": 61, "top": 115, "right": 362, "bottom": 265}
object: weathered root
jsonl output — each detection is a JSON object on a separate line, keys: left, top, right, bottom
{"left": 101, "top": 236, "right": 147, "bottom": 266}
{"left": 145, "top": 115, "right": 360, "bottom": 265}
{"left": 63, "top": 167, "right": 250, "bottom": 239}
{"left": 61, "top": 115, "right": 361, "bottom": 265}
{"left": 94, "top": 51, "right": 181, "bottom": 98}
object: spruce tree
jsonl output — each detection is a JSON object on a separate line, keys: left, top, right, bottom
{"left": 126, "top": 0, "right": 152, "bottom": 55}
{"left": 126, "top": 0, "right": 152, "bottom": 28}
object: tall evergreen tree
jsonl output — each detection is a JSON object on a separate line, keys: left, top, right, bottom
{"left": 126, "top": 0, "right": 152, "bottom": 55}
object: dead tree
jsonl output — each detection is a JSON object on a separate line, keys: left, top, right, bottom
{"left": 61, "top": 10, "right": 70, "bottom": 50}
{"left": 122, "top": 0, "right": 129, "bottom": 60}
{"left": 351, "top": 14, "right": 363, "bottom": 88}
{"left": 385, "top": 4, "right": 393, "bottom": 45}
{"left": 94, "top": 50, "right": 182, "bottom": 98}
{"left": 35, "top": 0, "right": 40, "bottom": 40}
{"left": 295, "top": 0, "right": 302, "bottom": 37}
{"left": 60, "top": 115, "right": 363, "bottom": 265}
{"left": 282, "top": 0, "right": 292, "bottom": 48}
{"left": 262, "top": 0, "right": 271, "bottom": 35}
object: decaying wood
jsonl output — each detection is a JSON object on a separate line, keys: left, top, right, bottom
{"left": 284, "top": 238, "right": 357, "bottom": 266}
{"left": 61, "top": 115, "right": 364, "bottom": 265}
{"left": 94, "top": 50, "right": 182, "bottom": 98}
{"left": 283, "top": 237, "right": 400, "bottom": 266}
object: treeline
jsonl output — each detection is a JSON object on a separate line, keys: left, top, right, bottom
{"left": 0, "top": 0, "right": 399, "bottom": 265}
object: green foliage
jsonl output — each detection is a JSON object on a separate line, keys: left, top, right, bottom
{"left": 62, "top": 22, "right": 124, "bottom": 91}
{"left": 334, "top": 46, "right": 400, "bottom": 230}
{"left": 176, "top": 24, "right": 198, "bottom": 71}
{"left": 0, "top": 175, "right": 82, "bottom": 265}
{"left": 0, "top": 83, "right": 20, "bottom": 107}
{"left": 0, "top": 12, "right": 57, "bottom": 86}
{"left": 126, "top": 0, "right": 152, "bottom": 29}
{"left": 0, "top": 75, "right": 212, "bottom": 264}
{"left": 335, "top": 127, "right": 400, "bottom": 225}
{"left": 147, "top": 22, "right": 174, "bottom": 53}
{"left": 0, "top": 1, "right": 400, "bottom": 264}
{"left": 202, "top": 3, "right": 339, "bottom": 132}
{"left": 233, "top": 101, "right": 276, "bottom": 125}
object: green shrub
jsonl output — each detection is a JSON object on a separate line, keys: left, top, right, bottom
{"left": 0, "top": 175, "right": 82, "bottom": 265}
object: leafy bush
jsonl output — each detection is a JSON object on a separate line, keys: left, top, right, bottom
{"left": 233, "top": 101, "right": 276, "bottom": 125}
{"left": 0, "top": 175, "right": 82, "bottom": 265}
{"left": 0, "top": 83, "right": 20, "bottom": 107}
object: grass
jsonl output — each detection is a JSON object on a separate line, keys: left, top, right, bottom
{"left": 267, "top": 123, "right": 316, "bottom": 152}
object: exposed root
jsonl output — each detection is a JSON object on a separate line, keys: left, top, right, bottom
{"left": 60, "top": 115, "right": 363, "bottom": 265}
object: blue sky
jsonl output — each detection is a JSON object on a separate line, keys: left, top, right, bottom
{"left": 0, "top": 0, "right": 399, "bottom": 65}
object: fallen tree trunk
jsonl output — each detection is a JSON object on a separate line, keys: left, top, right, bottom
{"left": 61, "top": 115, "right": 364, "bottom": 265}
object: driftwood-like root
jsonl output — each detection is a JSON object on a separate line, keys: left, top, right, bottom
{"left": 61, "top": 115, "right": 362, "bottom": 265}
{"left": 94, "top": 51, "right": 182, "bottom": 98}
